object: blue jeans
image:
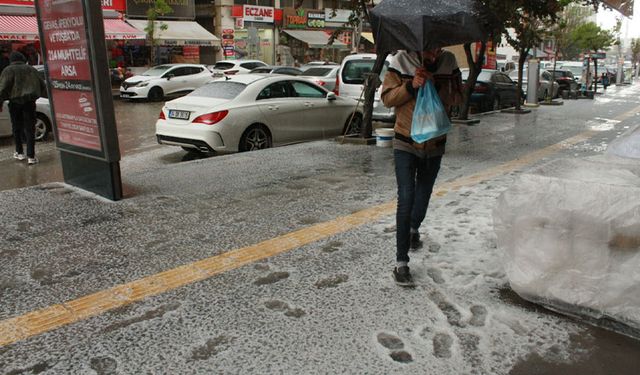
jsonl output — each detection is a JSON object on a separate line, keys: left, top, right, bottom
{"left": 394, "top": 149, "right": 442, "bottom": 263}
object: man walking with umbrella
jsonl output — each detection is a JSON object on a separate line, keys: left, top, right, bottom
{"left": 381, "top": 48, "right": 463, "bottom": 286}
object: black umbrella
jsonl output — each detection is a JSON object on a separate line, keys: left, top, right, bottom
{"left": 370, "top": 0, "right": 492, "bottom": 53}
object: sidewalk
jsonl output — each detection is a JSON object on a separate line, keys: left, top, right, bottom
{"left": 1, "top": 85, "right": 639, "bottom": 373}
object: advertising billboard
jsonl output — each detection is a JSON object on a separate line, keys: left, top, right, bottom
{"left": 35, "top": 0, "right": 122, "bottom": 199}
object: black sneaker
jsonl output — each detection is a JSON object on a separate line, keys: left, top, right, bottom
{"left": 410, "top": 232, "right": 423, "bottom": 250}
{"left": 393, "top": 266, "right": 415, "bottom": 287}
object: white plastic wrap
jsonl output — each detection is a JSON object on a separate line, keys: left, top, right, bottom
{"left": 494, "top": 157, "right": 640, "bottom": 339}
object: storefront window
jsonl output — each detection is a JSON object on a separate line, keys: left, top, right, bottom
{"left": 234, "top": 27, "right": 274, "bottom": 64}
{"left": 235, "top": 0, "right": 275, "bottom": 6}
{"left": 280, "top": 0, "right": 316, "bottom": 8}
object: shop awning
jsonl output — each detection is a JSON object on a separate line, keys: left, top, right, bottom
{"left": 127, "top": 19, "right": 220, "bottom": 47}
{"left": 361, "top": 32, "right": 375, "bottom": 44}
{"left": 0, "top": 15, "right": 146, "bottom": 41}
{"left": 283, "top": 30, "right": 349, "bottom": 49}
{"left": 0, "top": 16, "right": 38, "bottom": 41}
{"left": 103, "top": 19, "right": 146, "bottom": 40}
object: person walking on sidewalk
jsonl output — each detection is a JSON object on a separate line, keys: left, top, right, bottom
{"left": 381, "top": 49, "right": 463, "bottom": 286}
{"left": 0, "top": 51, "right": 46, "bottom": 165}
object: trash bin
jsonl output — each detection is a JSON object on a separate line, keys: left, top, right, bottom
{"left": 561, "top": 90, "right": 569, "bottom": 100}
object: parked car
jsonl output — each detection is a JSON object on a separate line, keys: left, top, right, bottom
{"left": 496, "top": 60, "right": 516, "bottom": 74}
{"left": 120, "top": 64, "right": 213, "bottom": 101}
{"left": 300, "top": 61, "right": 338, "bottom": 71}
{"left": 155, "top": 74, "right": 363, "bottom": 153}
{"left": 299, "top": 65, "right": 339, "bottom": 92}
{"left": 337, "top": 53, "right": 394, "bottom": 123}
{"left": 1, "top": 98, "right": 52, "bottom": 141}
{"left": 460, "top": 69, "right": 522, "bottom": 112}
{"left": 557, "top": 61, "right": 583, "bottom": 81}
{"left": 209, "top": 60, "right": 267, "bottom": 78}
{"left": 249, "top": 66, "right": 303, "bottom": 75}
{"left": 509, "top": 69, "right": 559, "bottom": 100}
{"left": 549, "top": 69, "right": 579, "bottom": 93}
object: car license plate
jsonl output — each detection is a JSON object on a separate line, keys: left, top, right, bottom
{"left": 120, "top": 92, "right": 131, "bottom": 97}
{"left": 168, "top": 110, "right": 190, "bottom": 120}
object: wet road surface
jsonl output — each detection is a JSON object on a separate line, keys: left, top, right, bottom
{"left": 0, "top": 84, "right": 639, "bottom": 374}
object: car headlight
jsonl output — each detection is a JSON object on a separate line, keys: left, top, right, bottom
{"left": 138, "top": 82, "right": 149, "bottom": 87}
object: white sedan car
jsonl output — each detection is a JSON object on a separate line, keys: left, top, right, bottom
{"left": 120, "top": 64, "right": 213, "bottom": 101}
{"left": 156, "top": 74, "right": 363, "bottom": 153}
{"left": 0, "top": 98, "right": 52, "bottom": 141}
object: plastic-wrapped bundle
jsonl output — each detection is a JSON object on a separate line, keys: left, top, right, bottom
{"left": 494, "top": 155, "right": 640, "bottom": 339}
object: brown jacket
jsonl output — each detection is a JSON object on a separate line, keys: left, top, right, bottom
{"left": 381, "top": 51, "right": 463, "bottom": 154}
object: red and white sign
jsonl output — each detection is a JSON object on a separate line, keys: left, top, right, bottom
{"left": 243, "top": 5, "right": 274, "bottom": 23}
{"left": 0, "top": 0, "right": 126, "bottom": 11}
{"left": 37, "top": 0, "right": 102, "bottom": 151}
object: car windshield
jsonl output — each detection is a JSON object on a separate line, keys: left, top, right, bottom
{"left": 342, "top": 59, "right": 389, "bottom": 84}
{"left": 551, "top": 71, "right": 572, "bottom": 78}
{"left": 563, "top": 66, "right": 583, "bottom": 76}
{"left": 189, "top": 81, "right": 247, "bottom": 99}
{"left": 303, "top": 67, "right": 334, "bottom": 76}
{"left": 461, "top": 70, "right": 493, "bottom": 81}
{"left": 142, "top": 65, "right": 173, "bottom": 76}
{"left": 213, "top": 62, "right": 236, "bottom": 70}
{"left": 509, "top": 71, "right": 525, "bottom": 80}
{"left": 251, "top": 68, "right": 272, "bottom": 73}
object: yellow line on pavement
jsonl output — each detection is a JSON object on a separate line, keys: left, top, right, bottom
{"left": 1, "top": 105, "right": 638, "bottom": 348}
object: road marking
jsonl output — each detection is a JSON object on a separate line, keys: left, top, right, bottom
{"left": 1, "top": 105, "right": 639, "bottom": 348}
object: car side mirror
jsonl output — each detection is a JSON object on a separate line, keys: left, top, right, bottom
{"left": 326, "top": 92, "right": 337, "bottom": 101}
{"left": 166, "top": 74, "right": 175, "bottom": 80}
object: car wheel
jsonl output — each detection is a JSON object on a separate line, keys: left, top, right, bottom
{"left": 148, "top": 87, "right": 164, "bottom": 102}
{"left": 34, "top": 113, "right": 50, "bottom": 141}
{"left": 343, "top": 113, "right": 362, "bottom": 135}
{"left": 239, "top": 125, "right": 272, "bottom": 152}
{"left": 492, "top": 97, "right": 501, "bottom": 111}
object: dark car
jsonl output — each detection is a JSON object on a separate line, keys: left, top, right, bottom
{"left": 461, "top": 69, "right": 522, "bottom": 112}
{"left": 249, "top": 66, "right": 303, "bottom": 76}
{"left": 549, "top": 69, "right": 579, "bottom": 94}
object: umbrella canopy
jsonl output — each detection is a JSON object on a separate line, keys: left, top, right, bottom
{"left": 370, "top": 0, "right": 492, "bottom": 53}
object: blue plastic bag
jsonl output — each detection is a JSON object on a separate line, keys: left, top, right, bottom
{"left": 411, "top": 81, "right": 451, "bottom": 143}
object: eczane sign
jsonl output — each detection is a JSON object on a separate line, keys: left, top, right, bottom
{"left": 243, "top": 5, "right": 274, "bottom": 23}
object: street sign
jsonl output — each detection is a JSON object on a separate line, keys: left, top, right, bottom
{"left": 35, "top": 0, "right": 122, "bottom": 200}
{"left": 591, "top": 52, "right": 606, "bottom": 59}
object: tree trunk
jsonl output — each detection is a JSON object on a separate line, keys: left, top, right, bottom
{"left": 459, "top": 42, "right": 486, "bottom": 120}
{"left": 515, "top": 49, "right": 529, "bottom": 111}
{"left": 361, "top": 52, "right": 388, "bottom": 138}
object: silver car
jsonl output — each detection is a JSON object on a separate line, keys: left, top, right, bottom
{"left": 156, "top": 74, "right": 363, "bottom": 153}
{"left": 509, "top": 69, "right": 560, "bottom": 100}
{"left": 299, "top": 65, "right": 339, "bottom": 92}
{"left": 0, "top": 98, "right": 52, "bottom": 141}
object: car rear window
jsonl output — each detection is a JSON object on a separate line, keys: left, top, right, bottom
{"left": 213, "top": 62, "right": 235, "bottom": 70}
{"left": 341, "top": 60, "right": 388, "bottom": 84}
{"left": 304, "top": 67, "right": 334, "bottom": 76}
{"left": 189, "top": 81, "right": 247, "bottom": 99}
{"left": 251, "top": 68, "right": 272, "bottom": 73}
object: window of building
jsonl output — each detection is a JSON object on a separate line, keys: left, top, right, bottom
{"left": 234, "top": 0, "right": 275, "bottom": 7}
{"left": 280, "top": 0, "right": 316, "bottom": 8}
